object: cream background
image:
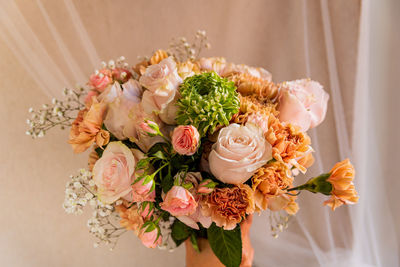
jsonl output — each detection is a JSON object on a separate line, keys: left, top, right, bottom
{"left": 1, "top": 0, "right": 398, "bottom": 266}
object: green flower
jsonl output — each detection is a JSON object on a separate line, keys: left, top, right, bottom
{"left": 176, "top": 72, "right": 239, "bottom": 136}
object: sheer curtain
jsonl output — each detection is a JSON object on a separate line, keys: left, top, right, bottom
{"left": 0, "top": 0, "right": 398, "bottom": 266}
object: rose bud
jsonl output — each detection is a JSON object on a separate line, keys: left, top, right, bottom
{"left": 130, "top": 177, "right": 155, "bottom": 202}
{"left": 139, "top": 223, "right": 162, "bottom": 248}
{"left": 139, "top": 120, "right": 160, "bottom": 137}
{"left": 140, "top": 202, "right": 154, "bottom": 220}
{"left": 197, "top": 179, "right": 217, "bottom": 194}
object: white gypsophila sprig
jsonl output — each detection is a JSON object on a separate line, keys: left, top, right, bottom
{"left": 168, "top": 30, "right": 211, "bottom": 62}
{"left": 88, "top": 199, "right": 126, "bottom": 251}
{"left": 157, "top": 216, "right": 177, "bottom": 252}
{"left": 63, "top": 169, "right": 96, "bottom": 214}
{"left": 268, "top": 211, "right": 292, "bottom": 239}
{"left": 63, "top": 169, "right": 126, "bottom": 250}
{"left": 26, "top": 87, "right": 86, "bottom": 138}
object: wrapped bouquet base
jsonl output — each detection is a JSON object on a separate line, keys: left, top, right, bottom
{"left": 186, "top": 215, "right": 254, "bottom": 267}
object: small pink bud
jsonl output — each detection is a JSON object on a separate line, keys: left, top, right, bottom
{"left": 197, "top": 179, "right": 216, "bottom": 194}
{"left": 139, "top": 120, "right": 159, "bottom": 136}
{"left": 140, "top": 203, "right": 154, "bottom": 220}
{"left": 139, "top": 225, "right": 162, "bottom": 248}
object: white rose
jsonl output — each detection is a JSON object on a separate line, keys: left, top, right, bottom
{"left": 103, "top": 79, "right": 142, "bottom": 140}
{"left": 208, "top": 123, "right": 272, "bottom": 184}
{"left": 139, "top": 57, "right": 182, "bottom": 114}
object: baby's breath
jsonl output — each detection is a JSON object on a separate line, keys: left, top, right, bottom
{"left": 168, "top": 30, "right": 211, "bottom": 62}
{"left": 26, "top": 88, "right": 85, "bottom": 138}
{"left": 63, "top": 169, "right": 126, "bottom": 250}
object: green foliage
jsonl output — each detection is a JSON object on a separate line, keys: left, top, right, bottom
{"left": 171, "top": 220, "right": 192, "bottom": 246}
{"left": 177, "top": 72, "right": 239, "bottom": 136}
{"left": 207, "top": 223, "right": 242, "bottom": 267}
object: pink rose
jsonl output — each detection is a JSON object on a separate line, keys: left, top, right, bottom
{"left": 93, "top": 142, "right": 140, "bottom": 204}
{"left": 139, "top": 226, "right": 162, "bottom": 248}
{"left": 173, "top": 172, "right": 213, "bottom": 230}
{"left": 111, "top": 67, "right": 132, "bottom": 83}
{"left": 278, "top": 79, "right": 329, "bottom": 132}
{"left": 209, "top": 123, "right": 272, "bottom": 184}
{"left": 139, "top": 57, "right": 182, "bottom": 114}
{"left": 172, "top": 125, "right": 200, "bottom": 156}
{"left": 177, "top": 207, "right": 212, "bottom": 230}
{"left": 89, "top": 69, "right": 112, "bottom": 92}
{"left": 160, "top": 186, "right": 198, "bottom": 216}
{"left": 129, "top": 178, "right": 156, "bottom": 203}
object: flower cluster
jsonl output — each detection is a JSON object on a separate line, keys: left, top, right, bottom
{"left": 30, "top": 31, "right": 358, "bottom": 265}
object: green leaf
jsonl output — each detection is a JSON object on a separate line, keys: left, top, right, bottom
{"left": 136, "top": 157, "right": 151, "bottom": 170}
{"left": 95, "top": 147, "right": 104, "bottom": 158}
{"left": 161, "top": 172, "right": 174, "bottom": 193}
{"left": 171, "top": 220, "right": 192, "bottom": 246}
{"left": 190, "top": 233, "right": 200, "bottom": 253}
{"left": 207, "top": 223, "right": 242, "bottom": 267}
{"left": 153, "top": 150, "right": 167, "bottom": 160}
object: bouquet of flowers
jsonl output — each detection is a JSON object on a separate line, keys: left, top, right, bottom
{"left": 26, "top": 31, "right": 358, "bottom": 267}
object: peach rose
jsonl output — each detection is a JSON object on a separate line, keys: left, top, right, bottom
{"left": 139, "top": 226, "right": 162, "bottom": 248}
{"left": 89, "top": 69, "right": 112, "bottom": 92}
{"left": 278, "top": 79, "right": 329, "bottom": 132}
{"left": 139, "top": 57, "right": 182, "bottom": 115}
{"left": 172, "top": 125, "right": 200, "bottom": 156}
{"left": 209, "top": 123, "right": 272, "bottom": 184}
{"left": 92, "top": 142, "right": 140, "bottom": 204}
{"left": 160, "top": 186, "right": 198, "bottom": 216}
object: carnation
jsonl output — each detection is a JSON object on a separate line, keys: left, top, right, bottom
{"left": 201, "top": 184, "right": 254, "bottom": 230}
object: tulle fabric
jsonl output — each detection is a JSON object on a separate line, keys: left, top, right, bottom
{"left": 0, "top": 0, "right": 398, "bottom": 266}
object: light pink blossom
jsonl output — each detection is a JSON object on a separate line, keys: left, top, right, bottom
{"left": 172, "top": 125, "right": 200, "bottom": 156}
{"left": 160, "top": 186, "right": 198, "bottom": 216}
{"left": 278, "top": 79, "right": 329, "bottom": 132}
{"left": 92, "top": 142, "right": 140, "bottom": 204}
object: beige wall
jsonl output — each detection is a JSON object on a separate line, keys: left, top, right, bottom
{"left": 0, "top": 0, "right": 363, "bottom": 266}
